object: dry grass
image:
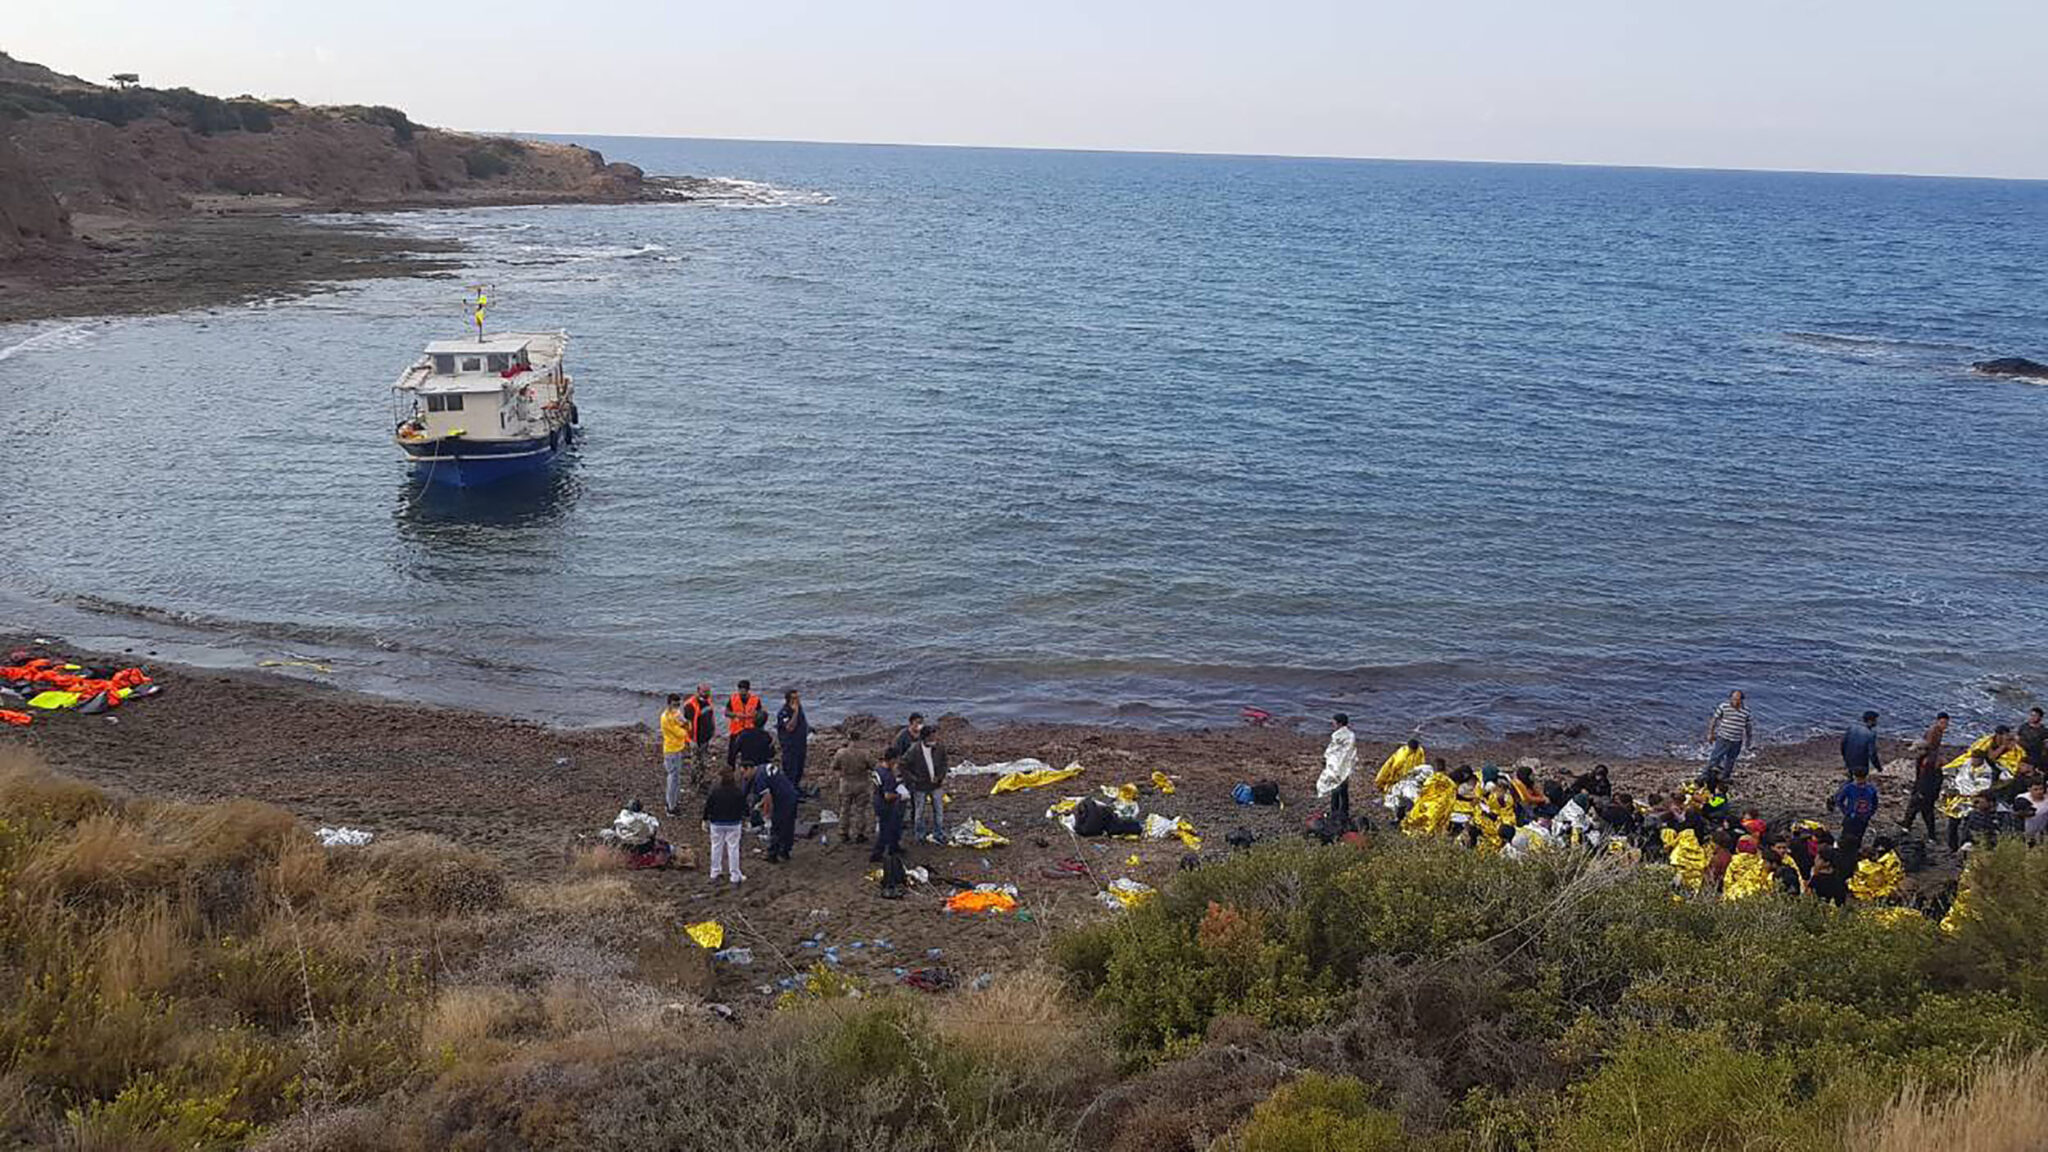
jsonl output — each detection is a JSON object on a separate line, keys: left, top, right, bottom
{"left": 568, "top": 843, "right": 626, "bottom": 874}
{"left": 519, "top": 873, "right": 637, "bottom": 915}
{"left": 928, "top": 968, "right": 1092, "bottom": 1065}
{"left": 1856, "top": 1049, "right": 2048, "bottom": 1152}
{"left": 419, "top": 986, "right": 522, "bottom": 1058}
{"left": 0, "top": 745, "right": 111, "bottom": 822}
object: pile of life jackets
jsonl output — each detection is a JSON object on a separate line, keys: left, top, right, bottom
{"left": 0, "top": 657, "right": 157, "bottom": 727}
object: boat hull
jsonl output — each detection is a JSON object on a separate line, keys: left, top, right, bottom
{"left": 399, "top": 428, "right": 574, "bottom": 488}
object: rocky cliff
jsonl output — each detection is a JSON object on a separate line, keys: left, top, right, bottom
{"left": 0, "top": 51, "right": 650, "bottom": 258}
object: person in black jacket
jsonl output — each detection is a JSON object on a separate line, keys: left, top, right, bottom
{"left": 729, "top": 710, "right": 778, "bottom": 829}
{"left": 702, "top": 769, "right": 749, "bottom": 885}
{"left": 901, "top": 728, "right": 950, "bottom": 844}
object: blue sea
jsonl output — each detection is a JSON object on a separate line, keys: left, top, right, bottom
{"left": 3, "top": 138, "right": 2045, "bottom": 749}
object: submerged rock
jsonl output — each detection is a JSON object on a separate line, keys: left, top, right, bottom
{"left": 1971, "top": 357, "right": 2048, "bottom": 380}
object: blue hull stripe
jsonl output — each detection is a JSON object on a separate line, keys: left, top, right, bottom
{"left": 401, "top": 430, "right": 574, "bottom": 488}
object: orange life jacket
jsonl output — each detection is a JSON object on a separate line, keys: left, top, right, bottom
{"left": 727, "top": 692, "right": 761, "bottom": 737}
{"left": 681, "top": 695, "right": 714, "bottom": 744}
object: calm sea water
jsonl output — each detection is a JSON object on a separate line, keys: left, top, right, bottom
{"left": 3, "top": 139, "right": 2045, "bottom": 749}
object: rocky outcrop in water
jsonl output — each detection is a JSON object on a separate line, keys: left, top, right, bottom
{"left": 1971, "top": 357, "right": 2048, "bottom": 381}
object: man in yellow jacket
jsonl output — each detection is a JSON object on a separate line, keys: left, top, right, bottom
{"left": 1374, "top": 737, "right": 1428, "bottom": 792}
{"left": 660, "top": 693, "right": 690, "bottom": 816}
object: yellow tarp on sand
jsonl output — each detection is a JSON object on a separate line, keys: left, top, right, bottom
{"left": 685, "top": 921, "right": 724, "bottom": 950}
{"left": 991, "top": 765, "right": 1084, "bottom": 795}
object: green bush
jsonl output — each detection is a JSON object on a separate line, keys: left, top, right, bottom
{"left": 1229, "top": 1073, "right": 1405, "bottom": 1152}
{"left": 462, "top": 148, "right": 510, "bottom": 180}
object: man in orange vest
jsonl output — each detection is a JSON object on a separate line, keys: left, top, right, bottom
{"left": 726, "top": 679, "right": 762, "bottom": 742}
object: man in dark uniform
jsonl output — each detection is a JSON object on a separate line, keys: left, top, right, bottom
{"left": 871, "top": 751, "right": 910, "bottom": 864}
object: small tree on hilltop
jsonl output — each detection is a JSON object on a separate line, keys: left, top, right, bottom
{"left": 110, "top": 72, "right": 139, "bottom": 89}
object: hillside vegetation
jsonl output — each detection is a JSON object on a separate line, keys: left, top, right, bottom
{"left": 2, "top": 743, "right": 2043, "bottom": 1151}
{"left": 0, "top": 50, "right": 646, "bottom": 259}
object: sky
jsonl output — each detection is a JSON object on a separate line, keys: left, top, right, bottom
{"left": 11, "top": 0, "right": 2048, "bottom": 179}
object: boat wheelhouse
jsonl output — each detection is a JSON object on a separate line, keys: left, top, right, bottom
{"left": 393, "top": 331, "right": 577, "bottom": 487}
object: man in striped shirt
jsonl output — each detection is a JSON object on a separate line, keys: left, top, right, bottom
{"left": 1703, "top": 690, "right": 1752, "bottom": 781}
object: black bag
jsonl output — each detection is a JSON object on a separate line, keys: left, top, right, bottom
{"left": 1072, "top": 797, "right": 1111, "bottom": 838}
{"left": 1895, "top": 838, "right": 1929, "bottom": 873}
{"left": 1250, "top": 781, "right": 1281, "bottom": 806}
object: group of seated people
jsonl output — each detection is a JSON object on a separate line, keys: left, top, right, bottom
{"left": 1363, "top": 739, "right": 2046, "bottom": 909}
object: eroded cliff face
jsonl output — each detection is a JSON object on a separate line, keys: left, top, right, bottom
{"left": 6, "top": 110, "right": 643, "bottom": 217}
{"left": 0, "top": 51, "right": 646, "bottom": 261}
{"left": 0, "top": 132, "right": 69, "bottom": 258}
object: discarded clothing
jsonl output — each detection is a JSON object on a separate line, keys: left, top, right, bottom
{"left": 952, "top": 757, "right": 1051, "bottom": 778}
{"left": 946, "top": 886, "right": 1019, "bottom": 915}
{"left": 314, "top": 826, "right": 374, "bottom": 847}
{"left": 1097, "top": 877, "right": 1155, "bottom": 909}
{"left": 990, "top": 763, "right": 1084, "bottom": 795}
{"left": 950, "top": 818, "right": 1010, "bottom": 848}
{"left": 27, "top": 691, "right": 81, "bottom": 710}
{"left": 686, "top": 921, "right": 725, "bottom": 949}
{"left": 1142, "top": 812, "right": 1201, "bottom": 850}
{"left": 1151, "top": 770, "right": 1176, "bottom": 795}
{"left": 0, "top": 710, "right": 30, "bottom": 727}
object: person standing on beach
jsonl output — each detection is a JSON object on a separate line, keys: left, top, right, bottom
{"left": 2019, "top": 706, "right": 2047, "bottom": 772}
{"left": 902, "top": 726, "right": 949, "bottom": 844}
{"left": 1317, "top": 713, "right": 1358, "bottom": 832}
{"left": 702, "top": 768, "right": 748, "bottom": 886}
{"left": 1828, "top": 765, "right": 1879, "bottom": 856}
{"left": 887, "top": 712, "right": 925, "bottom": 763}
{"left": 683, "top": 683, "right": 718, "bottom": 795}
{"left": 1841, "top": 710, "right": 1882, "bottom": 777}
{"left": 871, "top": 751, "right": 911, "bottom": 863}
{"left": 1899, "top": 712, "right": 1948, "bottom": 840}
{"left": 832, "top": 742, "right": 874, "bottom": 844}
{"left": 660, "top": 693, "right": 690, "bottom": 817}
{"left": 776, "top": 689, "right": 810, "bottom": 791}
{"left": 725, "top": 680, "right": 762, "bottom": 747}
{"left": 1703, "top": 690, "right": 1752, "bottom": 782}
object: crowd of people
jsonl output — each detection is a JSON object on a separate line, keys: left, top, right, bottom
{"left": 1313, "top": 694, "right": 2048, "bottom": 903}
{"left": 647, "top": 680, "right": 2047, "bottom": 905}
{"left": 656, "top": 684, "right": 947, "bottom": 891}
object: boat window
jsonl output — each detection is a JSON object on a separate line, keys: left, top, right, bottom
{"left": 425, "top": 393, "right": 466, "bottom": 413}
{"left": 461, "top": 357, "right": 482, "bottom": 373}
{"left": 431, "top": 353, "right": 456, "bottom": 375}
{"left": 486, "top": 353, "right": 511, "bottom": 373}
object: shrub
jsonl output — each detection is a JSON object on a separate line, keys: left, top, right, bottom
{"left": 1225, "top": 1073, "right": 1404, "bottom": 1152}
{"left": 462, "top": 149, "right": 510, "bottom": 180}
{"left": 353, "top": 104, "right": 415, "bottom": 142}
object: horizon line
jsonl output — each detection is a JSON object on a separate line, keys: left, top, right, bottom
{"left": 502, "top": 129, "right": 2048, "bottom": 186}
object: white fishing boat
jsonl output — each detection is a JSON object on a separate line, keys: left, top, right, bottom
{"left": 392, "top": 328, "right": 578, "bottom": 487}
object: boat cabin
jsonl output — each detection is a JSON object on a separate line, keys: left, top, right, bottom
{"left": 423, "top": 337, "right": 533, "bottom": 382}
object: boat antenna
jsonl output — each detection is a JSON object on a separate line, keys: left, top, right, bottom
{"left": 471, "top": 285, "right": 490, "bottom": 341}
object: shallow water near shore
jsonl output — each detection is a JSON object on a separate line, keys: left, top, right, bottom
{"left": 2, "top": 139, "right": 2045, "bottom": 748}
